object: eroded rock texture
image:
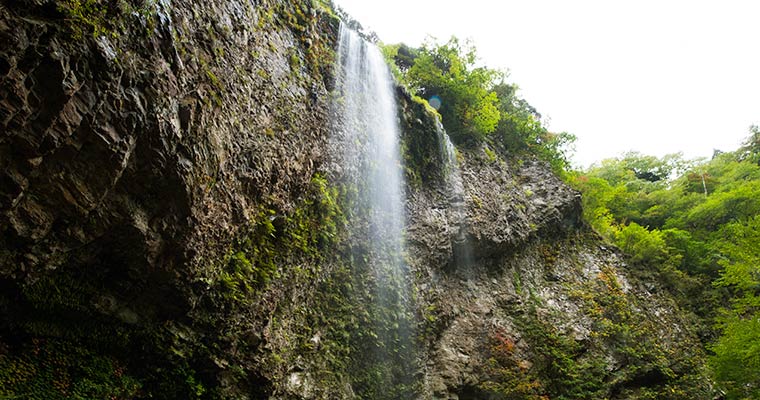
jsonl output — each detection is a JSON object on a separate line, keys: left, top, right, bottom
{"left": 398, "top": 96, "right": 709, "bottom": 399}
{"left": 1, "top": 0, "right": 344, "bottom": 397}
{"left": 1, "top": 0, "right": 335, "bottom": 281}
{"left": 0, "top": 0, "right": 710, "bottom": 398}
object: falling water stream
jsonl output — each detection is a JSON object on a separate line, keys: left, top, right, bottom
{"left": 332, "top": 26, "right": 416, "bottom": 396}
{"left": 435, "top": 120, "right": 472, "bottom": 269}
{"left": 335, "top": 27, "right": 405, "bottom": 265}
{"left": 437, "top": 119, "right": 464, "bottom": 211}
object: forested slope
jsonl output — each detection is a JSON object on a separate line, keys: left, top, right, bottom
{"left": 570, "top": 130, "right": 760, "bottom": 399}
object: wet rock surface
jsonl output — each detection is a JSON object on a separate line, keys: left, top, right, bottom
{"left": 399, "top": 93, "right": 709, "bottom": 399}
{"left": 1, "top": 0, "right": 335, "bottom": 281}
{"left": 1, "top": 0, "right": 344, "bottom": 396}
{"left": 0, "top": 0, "right": 709, "bottom": 398}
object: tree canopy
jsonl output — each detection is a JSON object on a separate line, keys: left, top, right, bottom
{"left": 383, "top": 37, "right": 575, "bottom": 172}
{"left": 569, "top": 132, "right": 760, "bottom": 399}
{"left": 385, "top": 37, "right": 759, "bottom": 398}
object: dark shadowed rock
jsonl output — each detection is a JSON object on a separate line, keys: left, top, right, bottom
{"left": 0, "top": 1, "right": 711, "bottom": 398}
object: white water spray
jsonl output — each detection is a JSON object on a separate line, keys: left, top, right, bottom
{"left": 434, "top": 120, "right": 472, "bottom": 268}
{"left": 331, "top": 25, "right": 416, "bottom": 396}
{"left": 334, "top": 27, "right": 406, "bottom": 257}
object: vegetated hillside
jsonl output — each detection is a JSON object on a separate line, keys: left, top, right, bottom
{"left": 569, "top": 131, "right": 760, "bottom": 399}
{"left": 390, "top": 36, "right": 712, "bottom": 400}
{"left": 0, "top": 0, "right": 714, "bottom": 398}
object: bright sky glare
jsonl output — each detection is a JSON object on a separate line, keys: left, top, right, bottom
{"left": 333, "top": 0, "right": 760, "bottom": 167}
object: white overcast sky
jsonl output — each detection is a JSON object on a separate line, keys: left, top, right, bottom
{"left": 333, "top": 0, "right": 760, "bottom": 167}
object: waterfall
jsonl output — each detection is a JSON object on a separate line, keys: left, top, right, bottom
{"left": 434, "top": 121, "right": 472, "bottom": 268}
{"left": 334, "top": 26, "right": 405, "bottom": 265}
{"left": 331, "top": 25, "right": 416, "bottom": 396}
{"left": 436, "top": 118, "right": 464, "bottom": 206}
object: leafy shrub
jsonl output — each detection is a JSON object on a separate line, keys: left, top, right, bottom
{"left": 385, "top": 37, "right": 575, "bottom": 172}
{"left": 0, "top": 339, "right": 141, "bottom": 400}
{"left": 614, "top": 222, "right": 667, "bottom": 264}
{"left": 571, "top": 135, "right": 760, "bottom": 398}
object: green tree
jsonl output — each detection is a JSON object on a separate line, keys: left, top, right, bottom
{"left": 710, "top": 216, "right": 760, "bottom": 399}
{"left": 571, "top": 129, "right": 760, "bottom": 398}
{"left": 614, "top": 222, "right": 667, "bottom": 264}
{"left": 387, "top": 38, "right": 575, "bottom": 172}
{"left": 405, "top": 37, "right": 502, "bottom": 141}
{"left": 737, "top": 125, "right": 760, "bottom": 165}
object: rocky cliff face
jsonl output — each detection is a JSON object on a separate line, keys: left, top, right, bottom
{"left": 0, "top": 0, "right": 709, "bottom": 399}
{"left": 398, "top": 97, "right": 709, "bottom": 399}
{"left": 1, "top": 0, "right": 342, "bottom": 397}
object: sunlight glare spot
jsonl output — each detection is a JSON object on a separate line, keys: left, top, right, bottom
{"left": 429, "top": 95, "right": 442, "bottom": 110}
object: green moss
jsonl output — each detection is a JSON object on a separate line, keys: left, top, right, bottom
{"left": 476, "top": 285, "right": 608, "bottom": 399}
{"left": 312, "top": 0, "right": 337, "bottom": 18}
{"left": 275, "top": 1, "right": 338, "bottom": 82}
{"left": 56, "top": 0, "right": 156, "bottom": 39}
{"left": 472, "top": 194, "right": 483, "bottom": 208}
{"left": 57, "top": 0, "right": 111, "bottom": 39}
{"left": 239, "top": 174, "right": 421, "bottom": 398}
{"left": 197, "top": 171, "right": 420, "bottom": 397}
{"left": 484, "top": 146, "right": 497, "bottom": 163}
{"left": 213, "top": 46, "right": 224, "bottom": 60}
{"left": 198, "top": 58, "right": 224, "bottom": 107}
{"left": 478, "top": 327, "right": 543, "bottom": 399}
{"left": 256, "top": 68, "right": 270, "bottom": 80}
{"left": 0, "top": 271, "right": 209, "bottom": 399}
{"left": 563, "top": 262, "right": 709, "bottom": 398}
{"left": 202, "top": 62, "right": 221, "bottom": 88}
{"left": 411, "top": 95, "right": 440, "bottom": 116}
{"left": 398, "top": 104, "right": 448, "bottom": 188}
{"left": 517, "top": 309, "right": 608, "bottom": 399}
{"left": 288, "top": 48, "right": 302, "bottom": 72}
{"left": 480, "top": 237, "right": 710, "bottom": 399}
{"left": 0, "top": 339, "right": 141, "bottom": 400}
{"left": 256, "top": 7, "right": 275, "bottom": 29}
{"left": 213, "top": 173, "right": 344, "bottom": 306}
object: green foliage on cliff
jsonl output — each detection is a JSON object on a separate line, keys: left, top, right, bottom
{"left": 0, "top": 172, "right": 351, "bottom": 399}
{"left": 709, "top": 216, "right": 760, "bottom": 399}
{"left": 570, "top": 131, "right": 760, "bottom": 399}
{"left": 0, "top": 338, "right": 141, "bottom": 400}
{"left": 214, "top": 173, "right": 344, "bottom": 303}
{"left": 55, "top": 0, "right": 157, "bottom": 39}
{"left": 383, "top": 38, "right": 575, "bottom": 173}
{"left": 0, "top": 272, "right": 209, "bottom": 399}
{"left": 405, "top": 38, "right": 502, "bottom": 139}
{"left": 57, "top": 0, "right": 111, "bottom": 38}
{"left": 475, "top": 238, "right": 710, "bottom": 400}
{"left": 204, "top": 172, "right": 421, "bottom": 398}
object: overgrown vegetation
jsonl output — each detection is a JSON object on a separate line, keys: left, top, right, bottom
{"left": 197, "top": 171, "right": 420, "bottom": 398}
{"left": 56, "top": 0, "right": 156, "bottom": 39}
{"left": 315, "top": 258, "right": 419, "bottom": 399}
{"left": 0, "top": 272, "right": 209, "bottom": 399}
{"left": 0, "top": 173, "right": 348, "bottom": 399}
{"left": 476, "top": 249, "right": 708, "bottom": 400}
{"left": 382, "top": 38, "right": 575, "bottom": 173}
{"left": 0, "top": 338, "right": 141, "bottom": 399}
{"left": 569, "top": 128, "right": 760, "bottom": 399}
{"left": 276, "top": 1, "right": 338, "bottom": 81}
